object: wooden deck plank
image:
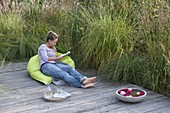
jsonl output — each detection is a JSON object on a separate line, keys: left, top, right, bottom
{"left": 3, "top": 89, "right": 115, "bottom": 113}
{"left": 42, "top": 90, "right": 154, "bottom": 113}
{"left": 0, "top": 62, "right": 27, "bottom": 74}
{"left": 113, "top": 97, "right": 169, "bottom": 113}
{"left": 0, "top": 62, "right": 170, "bottom": 113}
{"left": 162, "top": 109, "right": 170, "bottom": 113}
{"left": 81, "top": 91, "right": 165, "bottom": 113}
{"left": 0, "top": 81, "right": 109, "bottom": 103}
{"left": 105, "top": 97, "right": 170, "bottom": 113}
{"left": 146, "top": 105, "right": 170, "bottom": 113}
{"left": 0, "top": 83, "right": 130, "bottom": 112}
{"left": 21, "top": 85, "right": 126, "bottom": 113}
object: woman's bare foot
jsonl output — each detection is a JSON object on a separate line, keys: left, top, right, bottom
{"left": 83, "top": 82, "right": 96, "bottom": 88}
{"left": 83, "top": 77, "right": 96, "bottom": 85}
{"left": 90, "top": 77, "right": 96, "bottom": 83}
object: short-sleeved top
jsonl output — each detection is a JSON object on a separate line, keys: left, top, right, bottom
{"left": 38, "top": 44, "right": 56, "bottom": 68}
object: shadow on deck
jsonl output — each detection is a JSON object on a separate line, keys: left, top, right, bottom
{"left": 0, "top": 62, "right": 170, "bottom": 113}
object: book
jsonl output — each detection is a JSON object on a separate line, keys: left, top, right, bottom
{"left": 60, "top": 51, "right": 71, "bottom": 57}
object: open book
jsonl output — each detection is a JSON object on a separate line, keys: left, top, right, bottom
{"left": 60, "top": 51, "right": 71, "bottom": 57}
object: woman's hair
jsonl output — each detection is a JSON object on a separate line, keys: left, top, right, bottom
{"left": 45, "top": 31, "right": 59, "bottom": 42}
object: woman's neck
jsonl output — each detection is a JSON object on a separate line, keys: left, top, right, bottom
{"left": 45, "top": 43, "right": 51, "bottom": 48}
{"left": 45, "top": 43, "right": 55, "bottom": 50}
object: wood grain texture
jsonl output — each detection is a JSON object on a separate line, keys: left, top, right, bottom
{"left": 0, "top": 62, "right": 170, "bottom": 113}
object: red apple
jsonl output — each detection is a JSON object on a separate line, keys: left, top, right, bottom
{"left": 140, "top": 91, "right": 145, "bottom": 95}
{"left": 127, "top": 88, "right": 132, "bottom": 95}
{"left": 123, "top": 88, "right": 128, "bottom": 92}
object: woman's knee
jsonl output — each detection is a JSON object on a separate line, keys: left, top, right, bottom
{"left": 56, "top": 63, "right": 73, "bottom": 71}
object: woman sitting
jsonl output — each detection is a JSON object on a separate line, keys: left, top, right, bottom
{"left": 38, "top": 31, "right": 96, "bottom": 88}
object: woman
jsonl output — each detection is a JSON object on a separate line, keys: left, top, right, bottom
{"left": 38, "top": 31, "right": 96, "bottom": 88}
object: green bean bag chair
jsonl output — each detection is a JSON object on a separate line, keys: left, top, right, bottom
{"left": 27, "top": 52, "right": 75, "bottom": 85}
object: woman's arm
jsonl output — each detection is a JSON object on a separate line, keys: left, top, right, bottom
{"left": 48, "top": 56, "right": 62, "bottom": 61}
{"left": 39, "top": 46, "right": 63, "bottom": 62}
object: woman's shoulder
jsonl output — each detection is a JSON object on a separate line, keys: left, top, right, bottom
{"left": 39, "top": 44, "right": 47, "bottom": 50}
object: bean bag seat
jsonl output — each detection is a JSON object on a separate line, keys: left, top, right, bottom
{"left": 27, "top": 52, "right": 75, "bottom": 85}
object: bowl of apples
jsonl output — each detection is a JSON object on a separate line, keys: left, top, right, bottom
{"left": 116, "top": 88, "right": 147, "bottom": 103}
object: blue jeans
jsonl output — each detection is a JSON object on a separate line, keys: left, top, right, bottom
{"left": 41, "top": 62, "right": 87, "bottom": 88}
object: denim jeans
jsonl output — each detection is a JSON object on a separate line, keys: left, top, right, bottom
{"left": 41, "top": 62, "right": 87, "bottom": 88}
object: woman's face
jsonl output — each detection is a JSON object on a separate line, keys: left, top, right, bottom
{"left": 48, "top": 38, "right": 58, "bottom": 47}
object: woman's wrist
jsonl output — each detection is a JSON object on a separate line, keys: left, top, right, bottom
{"left": 56, "top": 56, "right": 62, "bottom": 60}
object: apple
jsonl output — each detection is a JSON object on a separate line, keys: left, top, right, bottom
{"left": 127, "top": 88, "right": 132, "bottom": 95}
{"left": 140, "top": 91, "right": 145, "bottom": 95}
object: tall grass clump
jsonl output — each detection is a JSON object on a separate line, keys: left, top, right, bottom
{"left": 0, "top": 12, "right": 24, "bottom": 61}
{"left": 92, "top": 0, "right": 170, "bottom": 95}
{"left": 0, "top": 0, "right": 75, "bottom": 63}
{"left": 23, "top": 0, "right": 74, "bottom": 53}
{"left": 71, "top": 0, "right": 170, "bottom": 95}
{"left": 78, "top": 14, "right": 135, "bottom": 69}
{"left": 42, "top": 9, "right": 73, "bottom": 53}
{"left": 134, "top": 0, "right": 170, "bottom": 94}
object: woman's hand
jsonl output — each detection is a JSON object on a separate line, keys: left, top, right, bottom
{"left": 56, "top": 55, "right": 63, "bottom": 60}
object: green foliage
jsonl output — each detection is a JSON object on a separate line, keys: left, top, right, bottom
{"left": 0, "top": 12, "right": 24, "bottom": 60}
{"left": 75, "top": 0, "right": 170, "bottom": 96}
{"left": 78, "top": 15, "right": 135, "bottom": 69}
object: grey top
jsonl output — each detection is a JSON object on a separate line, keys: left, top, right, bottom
{"left": 38, "top": 44, "right": 56, "bottom": 68}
